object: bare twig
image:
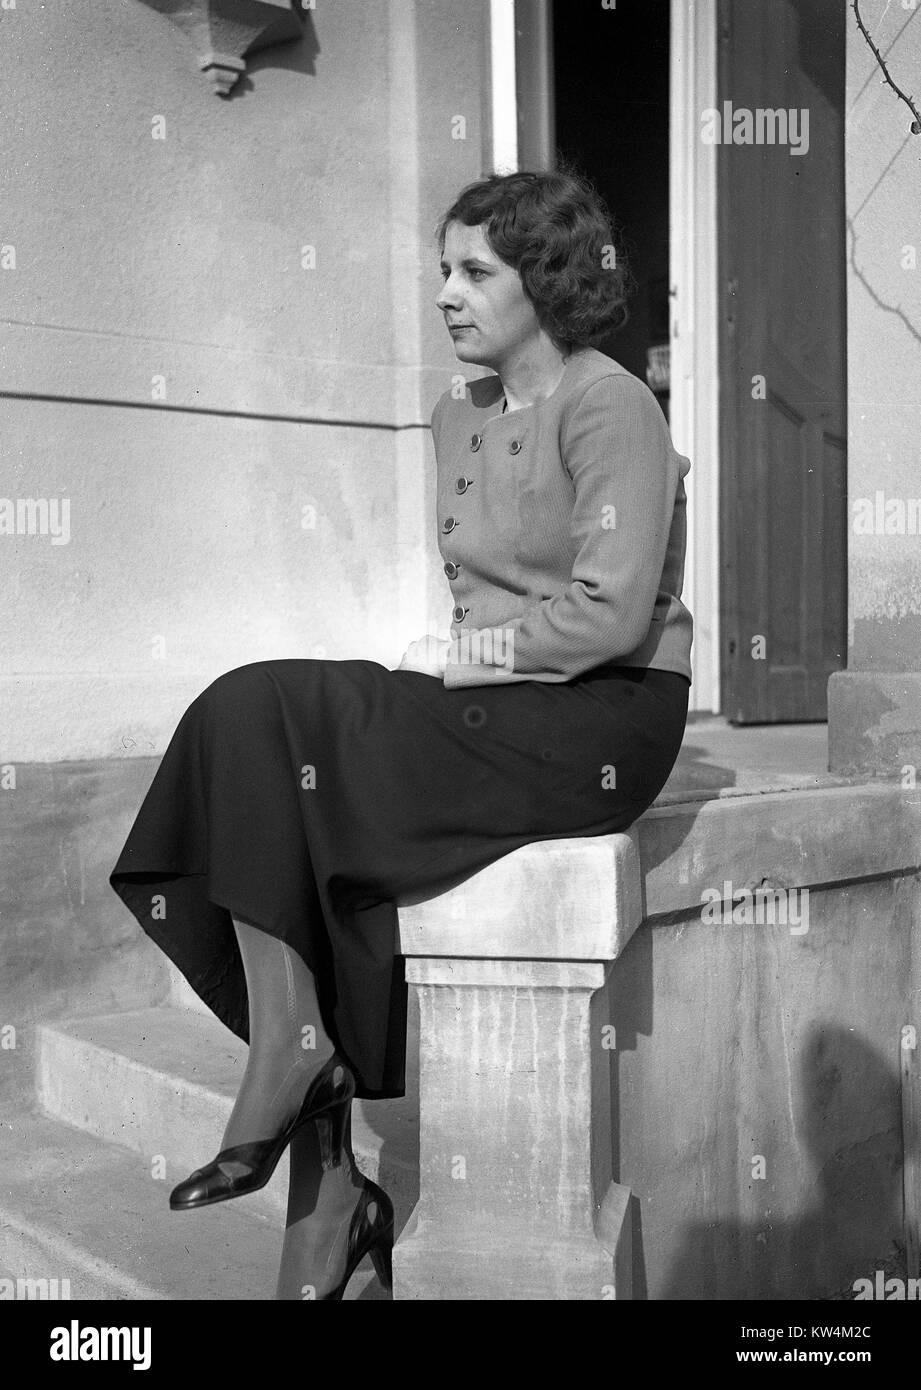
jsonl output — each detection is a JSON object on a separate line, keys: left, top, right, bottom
{"left": 852, "top": 0, "right": 921, "bottom": 133}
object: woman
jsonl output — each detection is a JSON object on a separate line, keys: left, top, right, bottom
{"left": 110, "top": 167, "right": 693, "bottom": 1301}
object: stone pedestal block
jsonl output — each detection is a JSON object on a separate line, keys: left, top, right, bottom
{"left": 393, "top": 830, "right": 642, "bottom": 1300}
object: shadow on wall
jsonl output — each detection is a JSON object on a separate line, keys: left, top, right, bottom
{"left": 644, "top": 1025, "right": 905, "bottom": 1300}
{"left": 227, "top": 14, "right": 321, "bottom": 98}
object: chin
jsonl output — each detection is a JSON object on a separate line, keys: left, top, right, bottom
{"left": 451, "top": 339, "right": 489, "bottom": 366}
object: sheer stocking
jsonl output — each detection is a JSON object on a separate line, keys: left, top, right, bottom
{"left": 224, "top": 916, "right": 370, "bottom": 1298}
{"left": 275, "top": 1109, "right": 368, "bottom": 1300}
{"left": 221, "top": 917, "right": 336, "bottom": 1151}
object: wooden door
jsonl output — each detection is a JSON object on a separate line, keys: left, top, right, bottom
{"left": 718, "top": 0, "right": 847, "bottom": 722}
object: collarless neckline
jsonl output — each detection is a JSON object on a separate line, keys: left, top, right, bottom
{"left": 488, "top": 345, "right": 587, "bottom": 422}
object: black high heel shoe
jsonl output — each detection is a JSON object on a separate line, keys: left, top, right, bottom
{"left": 319, "top": 1176, "right": 395, "bottom": 1301}
{"left": 169, "top": 1052, "right": 356, "bottom": 1211}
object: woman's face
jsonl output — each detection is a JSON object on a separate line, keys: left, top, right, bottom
{"left": 436, "top": 220, "right": 541, "bottom": 370}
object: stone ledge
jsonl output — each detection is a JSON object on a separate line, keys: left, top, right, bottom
{"left": 638, "top": 780, "right": 921, "bottom": 920}
{"left": 395, "top": 780, "right": 921, "bottom": 967}
{"left": 0, "top": 322, "right": 460, "bottom": 430}
{"left": 405, "top": 958, "right": 609, "bottom": 988}
{"left": 396, "top": 827, "right": 643, "bottom": 963}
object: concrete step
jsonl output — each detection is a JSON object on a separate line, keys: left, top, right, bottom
{"left": 0, "top": 1106, "right": 389, "bottom": 1299}
{"left": 34, "top": 1005, "right": 419, "bottom": 1230}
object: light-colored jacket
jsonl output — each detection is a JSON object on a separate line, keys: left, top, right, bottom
{"left": 431, "top": 345, "right": 693, "bottom": 689}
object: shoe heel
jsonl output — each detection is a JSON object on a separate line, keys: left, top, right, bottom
{"left": 368, "top": 1231, "right": 394, "bottom": 1292}
{"left": 315, "top": 1098, "right": 349, "bottom": 1169}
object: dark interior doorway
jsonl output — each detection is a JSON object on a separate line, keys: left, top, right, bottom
{"left": 551, "top": 0, "right": 671, "bottom": 410}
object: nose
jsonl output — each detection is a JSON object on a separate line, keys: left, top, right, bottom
{"left": 436, "top": 273, "right": 462, "bottom": 314}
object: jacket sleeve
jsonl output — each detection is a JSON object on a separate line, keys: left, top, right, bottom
{"left": 442, "top": 373, "right": 679, "bottom": 689}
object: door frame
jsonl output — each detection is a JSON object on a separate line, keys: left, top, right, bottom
{"left": 669, "top": 0, "right": 720, "bottom": 714}
{"left": 490, "top": 0, "right": 556, "bottom": 172}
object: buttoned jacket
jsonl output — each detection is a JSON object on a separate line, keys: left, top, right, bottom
{"left": 431, "top": 345, "right": 693, "bottom": 690}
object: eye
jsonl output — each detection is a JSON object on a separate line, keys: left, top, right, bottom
{"left": 468, "top": 269, "right": 486, "bottom": 281}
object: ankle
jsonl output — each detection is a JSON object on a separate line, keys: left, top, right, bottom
{"left": 321, "top": 1159, "right": 364, "bottom": 1197}
{"left": 299, "top": 1038, "right": 337, "bottom": 1070}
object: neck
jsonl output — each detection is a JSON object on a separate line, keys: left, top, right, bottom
{"left": 496, "top": 337, "right": 573, "bottom": 412}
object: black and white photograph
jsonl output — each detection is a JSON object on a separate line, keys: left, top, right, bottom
{"left": 1, "top": 0, "right": 920, "bottom": 1346}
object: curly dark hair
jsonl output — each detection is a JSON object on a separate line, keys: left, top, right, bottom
{"left": 435, "top": 164, "right": 632, "bottom": 348}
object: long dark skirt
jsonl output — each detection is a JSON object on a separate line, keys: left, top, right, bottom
{"left": 110, "top": 658, "right": 689, "bottom": 1100}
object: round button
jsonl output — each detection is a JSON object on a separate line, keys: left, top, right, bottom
{"left": 470, "top": 433, "right": 482, "bottom": 451}
{"left": 452, "top": 605, "right": 469, "bottom": 623}
{"left": 444, "top": 561, "right": 459, "bottom": 579}
{"left": 442, "top": 516, "right": 458, "bottom": 533}
{"left": 508, "top": 439, "right": 522, "bottom": 455}
{"left": 455, "top": 476, "right": 473, "bottom": 494}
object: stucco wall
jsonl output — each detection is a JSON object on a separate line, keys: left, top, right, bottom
{"left": 0, "top": 0, "right": 490, "bottom": 760}
{"left": 616, "top": 872, "right": 918, "bottom": 1299}
{"left": 845, "top": 5, "right": 921, "bottom": 671}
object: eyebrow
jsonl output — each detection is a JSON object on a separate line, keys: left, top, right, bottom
{"left": 438, "top": 257, "right": 493, "bottom": 272}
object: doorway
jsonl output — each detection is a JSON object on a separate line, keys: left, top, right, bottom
{"left": 542, "top": 0, "right": 847, "bottom": 722}
{"left": 547, "top": 0, "right": 722, "bottom": 712}
{"left": 552, "top": 0, "right": 672, "bottom": 403}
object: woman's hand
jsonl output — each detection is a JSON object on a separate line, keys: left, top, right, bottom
{"left": 396, "top": 635, "right": 452, "bottom": 676}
